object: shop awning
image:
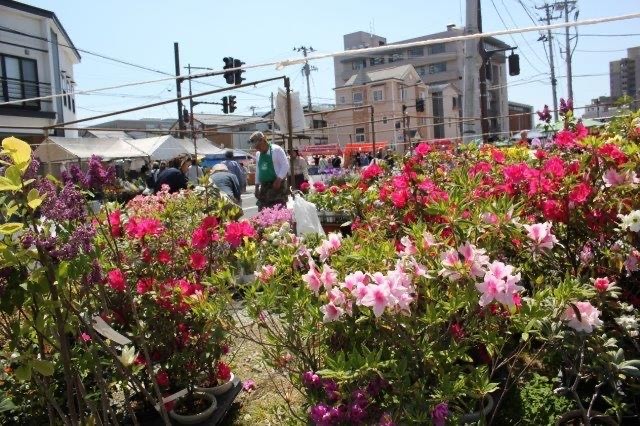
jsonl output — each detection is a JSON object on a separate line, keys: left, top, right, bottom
{"left": 299, "top": 143, "right": 343, "bottom": 156}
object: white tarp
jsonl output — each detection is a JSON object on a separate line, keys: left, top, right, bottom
{"left": 34, "top": 137, "right": 148, "bottom": 163}
{"left": 176, "top": 138, "right": 225, "bottom": 156}
{"left": 126, "top": 135, "right": 189, "bottom": 161}
{"left": 274, "top": 88, "right": 306, "bottom": 132}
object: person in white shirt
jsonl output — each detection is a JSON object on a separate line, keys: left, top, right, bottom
{"left": 289, "top": 149, "right": 309, "bottom": 191}
{"left": 249, "top": 131, "right": 289, "bottom": 210}
{"left": 186, "top": 156, "right": 204, "bottom": 185}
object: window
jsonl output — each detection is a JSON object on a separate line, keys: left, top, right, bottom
{"left": 395, "top": 121, "right": 401, "bottom": 129}
{"left": 339, "top": 96, "right": 346, "bottom": 104}
{"left": 351, "top": 60, "right": 366, "bottom": 70}
{"left": 388, "top": 52, "right": 404, "bottom": 63}
{"left": 428, "top": 62, "right": 447, "bottom": 74}
{"left": 408, "top": 47, "right": 424, "bottom": 57}
{"left": 415, "top": 66, "right": 426, "bottom": 77}
{"left": 419, "top": 91, "right": 426, "bottom": 100}
{"left": 370, "top": 57, "right": 385, "bottom": 66}
{"left": 63, "top": 90, "right": 67, "bottom": 107}
{"left": 398, "top": 88, "right": 405, "bottom": 101}
{"left": 428, "top": 43, "right": 446, "bottom": 55}
{"left": 452, "top": 96, "right": 458, "bottom": 109}
{"left": 383, "top": 116, "right": 388, "bottom": 124}
{"left": 1, "top": 54, "right": 39, "bottom": 108}
{"left": 373, "top": 89, "right": 384, "bottom": 102}
{"left": 353, "top": 92, "right": 363, "bottom": 105}
{"left": 355, "top": 127, "right": 365, "bottom": 142}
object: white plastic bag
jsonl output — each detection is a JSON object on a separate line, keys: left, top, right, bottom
{"left": 293, "top": 195, "right": 325, "bottom": 237}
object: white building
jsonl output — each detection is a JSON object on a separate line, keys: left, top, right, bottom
{"left": 0, "top": 0, "right": 81, "bottom": 143}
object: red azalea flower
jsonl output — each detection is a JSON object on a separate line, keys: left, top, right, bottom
{"left": 108, "top": 210, "right": 122, "bottom": 237}
{"left": 300, "top": 181, "right": 311, "bottom": 192}
{"left": 554, "top": 130, "right": 576, "bottom": 149}
{"left": 329, "top": 185, "right": 340, "bottom": 194}
{"left": 361, "top": 163, "right": 384, "bottom": 180}
{"left": 156, "top": 371, "right": 170, "bottom": 388}
{"left": 450, "top": 323, "right": 465, "bottom": 340}
{"left": 224, "top": 221, "right": 257, "bottom": 248}
{"left": 313, "top": 181, "right": 326, "bottom": 193}
{"left": 535, "top": 149, "right": 547, "bottom": 160}
{"left": 190, "top": 252, "right": 207, "bottom": 270}
{"left": 491, "top": 149, "right": 505, "bottom": 164}
{"left": 134, "top": 353, "right": 147, "bottom": 366}
{"left": 391, "top": 189, "right": 409, "bottom": 208}
{"left": 469, "top": 161, "right": 492, "bottom": 176}
{"left": 125, "top": 217, "right": 164, "bottom": 239}
{"left": 598, "top": 143, "right": 627, "bottom": 165}
{"left": 217, "top": 361, "right": 232, "bottom": 382}
{"left": 568, "top": 182, "right": 591, "bottom": 204}
{"left": 157, "top": 250, "right": 172, "bottom": 264}
{"left": 136, "top": 277, "right": 153, "bottom": 294}
{"left": 541, "top": 199, "right": 568, "bottom": 222}
{"left": 414, "top": 142, "right": 433, "bottom": 157}
{"left": 191, "top": 227, "right": 210, "bottom": 249}
{"left": 106, "top": 269, "right": 126, "bottom": 292}
{"left": 201, "top": 216, "right": 219, "bottom": 231}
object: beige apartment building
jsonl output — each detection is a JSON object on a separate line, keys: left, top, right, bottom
{"left": 327, "top": 65, "right": 431, "bottom": 150}
{"left": 333, "top": 26, "right": 512, "bottom": 142}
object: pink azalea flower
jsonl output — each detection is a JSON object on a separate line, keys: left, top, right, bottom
{"left": 593, "top": 277, "right": 612, "bottom": 292}
{"left": 422, "top": 231, "right": 437, "bottom": 249}
{"left": 321, "top": 302, "right": 344, "bottom": 323}
{"left": 400, "top": 236, "right": 417, "bottom": 255}
{"left": 342, "top": 271, "right": 368, "bottom": 291}
{"left": 320, "top": 264, "right": 338, "bottom": 291}
{"left": 328, "top": 288, "right": 346, "bottom": 305}
{"left": 603, "top": 168, "right": 639, "bottom": 187}
{"left": 481, "top": 212, "right": 499, "bottom": 225}
{"left": 476, "top": 274, "right": 503, "bottom": 307}
{"left": 125, "top": 217, "right": 164, "bottom": 239}
{"left": 80, "top": 332, "right": 91, "bottom": 343}
{"left": 352, "top": 282, "right": 369, "bottom": 304}
{"left": 302, "top": 267, "right": 322, "bottom": 295}
{"left": 256, "top": 265, "right": 276, "bottom": 283}
{"left": 242, "top": 379, "right": 256, "bottom": 393}
{"left": 624, "top": 250, "right": 640, "bottom": 275}
{"left": 523, "top": 222, "right": 558, "bottom": 251}
{"left": 315, "top": 233, "right": 342, "bottom": 262}
{"left": 106, "top": 269, "right": 126, "bottom": 292}
{"left": 360, "top": 283, "right": 391, "bottom": 317}
{"left": 476, "top": 261, "right": 524, "bottom": 307}
{"left": 562, "top": 301, "right": 603, "bottom": 333}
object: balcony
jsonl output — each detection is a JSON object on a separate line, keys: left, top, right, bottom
{"left": 1, "top": 77, "right": 56, "bottom": 118}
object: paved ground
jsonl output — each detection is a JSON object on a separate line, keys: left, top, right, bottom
{"left": 241, "top": 185, "right": 259, "bottom": 219}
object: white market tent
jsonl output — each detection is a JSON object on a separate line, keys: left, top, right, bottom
{"left": 127, "top": 135, "right": 189, "bottom": 161}
{"left": 176, "top": 137, "right": 226, "bottom": 156}
{"left": 34, "top": 137, "right": 148, "bottom": 163}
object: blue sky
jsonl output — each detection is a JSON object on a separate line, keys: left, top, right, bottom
{"left": 20, "top": 0, "right": 640, "bottom": 124}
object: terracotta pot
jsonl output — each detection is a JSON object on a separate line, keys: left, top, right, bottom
{"left": 196, "top": 372, "right": 235, "bottom": 396}
{"left": 169, "top": 392, "right": 217, "bottom": 425}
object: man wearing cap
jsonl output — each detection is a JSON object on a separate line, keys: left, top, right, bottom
{"left": 209, "top": 163, "right": 241, "bottom": 205}
{"left": 249, "top": 131, "right": 289, "bottom": 210}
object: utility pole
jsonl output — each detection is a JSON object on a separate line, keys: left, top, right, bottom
{"left": 463, "top": 0, "right": 480, "bottom": 142}
{"left": 537, "top": 3, "right": 561, "bottom": 122}
{"left": 249, "top": 106, "right": 257, "bottom": 116}
{"left": 477, "top": 0, "right": 490, "bottom": 142}
{"left": 174, "top": 42, "right": 185, "bottom": 137}
{"left": 564, "top": 0, "right": 577, "bottom": 101}
{"left": 294, "top": 46, "right": 316, "bottom": 112}
{"left": 284, "top": 77, "right": 295, "bottom": 191}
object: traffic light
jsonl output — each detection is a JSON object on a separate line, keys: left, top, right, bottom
{"left": 182, "top": 107, "right": 190, "bottom": 123}
{"left": 223, "top": 57, "right": 234, "bottom": 84}
{"left": 508, "top": 52, "right": 520, "bottom": 76}
{"left": 233, "top": 59, "right": 245, "bottom": 86}
{"left": 228, "top": 95, "right": 237, "bottom": 113}
{"left": 222, "top": 96, "right": 229, "bottom": 114}
{"left": 415, "top": 98, "right": 425, "bottom": 112}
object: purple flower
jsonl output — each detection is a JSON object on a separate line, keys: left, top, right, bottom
{"left": 559, "top": 98, "right": 573, "bottom": 115}
{"left": 251, "top": 205, "right": 292, "bottom": 230}
{"left": 39, "top": 180, "right": 86, "bottom": 222}
{"left": 431, "top": 402, "right": 449, "bottom": 426}
{"left": 323, "top": 379, "right": 340, "bottom": 403}
{"left": 24, "top": 156, "right": 41, "bottom": 180}
{"left": 302, "top": 371, "right": 322, "bottom": 389}
{"left": 366, "top": 376, "right": 388, "bottom": 396}
{"left": 379, "top": 413, "right": 395, "bottom": 426}
{"left": 83, "top": 259, "right": 103, "bottom": 286}
{"left": 536, "top": 104, "right": 552, "bottom": 123}
{"left": 347, "top": 401, "right": 368, "bottom": 423}
{"left": 86, "top": 155, "right": 116, "bottom": 190}
{"left": 309, "top": 403, "right": 331, "bottom": 425}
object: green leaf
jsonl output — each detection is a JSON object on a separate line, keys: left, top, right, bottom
{"left": 0, "top": 222, "right": 23, "bottom": 235}
{"left": 0, "top": 176, "right": 20, "bottom": 191}
{"left": 618, "top": 366, "right": 640, "bottom": 377}
{"left": 5, "top": 165, "right": 21, "bottom": 186}
{"left": 14, "top": 364, "right": 32, "bottom": 382}
{"left": 27, "top": 188, "right": 42, "bottom": 209}
{"left": 32, "top": 359, "right": 54, "bottom": 376}
{"left": 0, "top": 397, "right": 16, "bottom": 413}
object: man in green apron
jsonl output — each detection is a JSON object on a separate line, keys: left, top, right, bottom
{"left": 249, "top": 131, "right": 289, "bottom": 210}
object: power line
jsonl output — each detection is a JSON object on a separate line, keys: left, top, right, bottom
{"left": 496, "top": 0, "right": 549, "bottom": 71}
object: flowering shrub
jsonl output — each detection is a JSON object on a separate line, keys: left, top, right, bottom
{"left": 245, "top": 111, "right": 640, "bottom": 424}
